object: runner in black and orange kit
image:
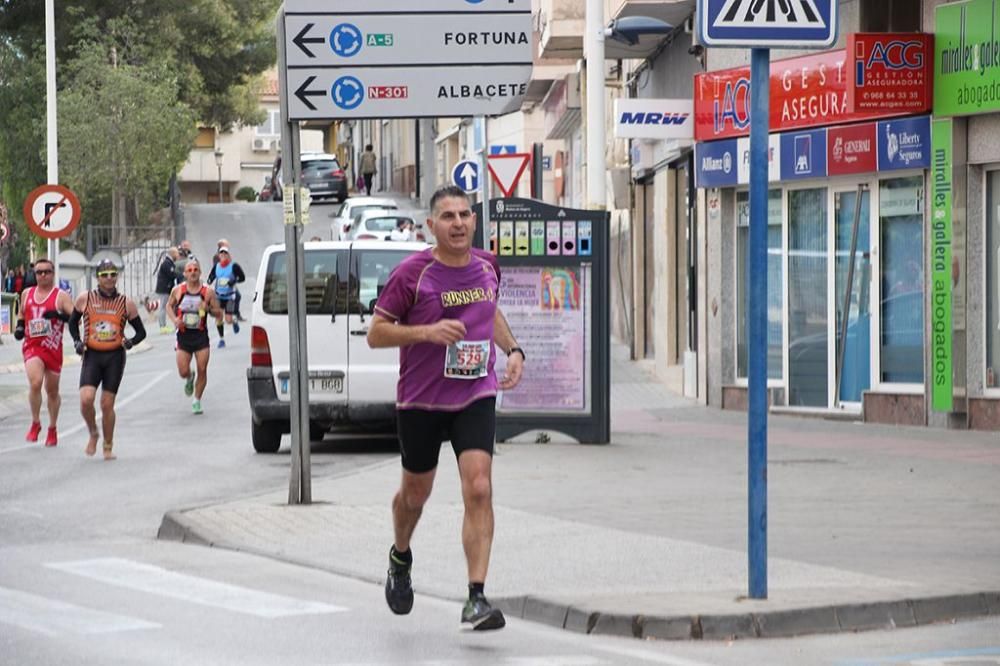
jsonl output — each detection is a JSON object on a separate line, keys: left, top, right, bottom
{"left": 166, "top": 258, "right": 222, "bottom": 415}
{"left": 14, "top": 257, "right": 74, "bottom": 446}
{"left": 68, "top": 259, "right": 146, "bottom": 460}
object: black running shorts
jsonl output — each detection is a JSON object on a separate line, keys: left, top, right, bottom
{"left": 218, "top": 297, "right": 236, "bottom": 315}
{"left": 176, "top": 330, "right": 210, "bottom": 354}
{"left": 396, "top": 397, "right": 496, "bottom": 474}
{"left": 79, "top": 348, "right": 127, "bottom": 393}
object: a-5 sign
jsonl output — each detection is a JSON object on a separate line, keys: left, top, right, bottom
{"left": 698, "top": 0, "right": 838, "bottom": 48}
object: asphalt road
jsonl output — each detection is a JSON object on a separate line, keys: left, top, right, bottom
{"left": 0, "top": 202, "right": 995, "bottom": 664}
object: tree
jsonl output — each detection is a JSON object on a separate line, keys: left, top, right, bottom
{"left": 59, "top": 39, "right": 197, "bottom": 243}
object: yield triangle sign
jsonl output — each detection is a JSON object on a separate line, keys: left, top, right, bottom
{"left": 487, "top": 153, "right": 531, "bottom": 198}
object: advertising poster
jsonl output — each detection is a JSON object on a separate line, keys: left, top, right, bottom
{"left": 934, "top": 0, "right": 1000, "bottom": 117}
{"left": 496, "top": 265, "right": 588, "bottom": 413}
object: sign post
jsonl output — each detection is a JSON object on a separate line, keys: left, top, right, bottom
{"left": 697, "top": 0, "right": 838, "bottom": 601}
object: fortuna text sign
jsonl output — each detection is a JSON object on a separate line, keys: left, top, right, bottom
{"left": 285, "top": 15, "right": 532, "bottom": 67}
{"left": 287, "top": 66, "right": 531, "bottom": 119}
{"left": 285, "top": 0, "right": 532, "bottom": 12}
{"left": 698, "top": 0, "right": 837, "bottom": 48}
{"left": 613, "top": 98, "right": 694, "bottom": 140}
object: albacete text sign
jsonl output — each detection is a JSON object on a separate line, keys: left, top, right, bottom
{"left": 698, "top": 0, "right": 838, "bottom": 48}
{"left": 282, "top": 0, "right": 532, "bottom": 120}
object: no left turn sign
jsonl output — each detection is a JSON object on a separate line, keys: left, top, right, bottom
{"left": 23, "top": 184, "right": 81, "bottom": 240}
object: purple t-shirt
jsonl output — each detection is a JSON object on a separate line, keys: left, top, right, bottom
{"left": 374, "top": 248, "right": 500, "bottom": 411}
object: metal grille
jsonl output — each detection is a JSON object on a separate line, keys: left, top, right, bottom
{"left": 86, "top": 224, "right": 176, "bottom": 305}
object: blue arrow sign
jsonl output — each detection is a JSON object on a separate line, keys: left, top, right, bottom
{"left": 698, "top": 0, "right": 837, "bottom": 48}
{"left": 452, "top": 160, "right": 479, "bottom": 193}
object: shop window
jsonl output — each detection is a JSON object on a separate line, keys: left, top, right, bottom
{"left": 860, "top": 0, "right": 920, "bottom": 32}
{"left": 788, "top": 188, "right": 829, "bottom": 407}
{"left": 987, "top": 172, "right": 1000, "bottom": 389}
{"left": 879, "top": 177, "right": 924, "bottom": 384}
{"left": 736, "top": 189, "right": 783, "bottom": 380}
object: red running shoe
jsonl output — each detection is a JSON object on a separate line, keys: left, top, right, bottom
{"left": 45, "top": 427, "right": 58, "bottom": 447}
{"left": 26, "top": 421, "right": 42, "bottom": 442}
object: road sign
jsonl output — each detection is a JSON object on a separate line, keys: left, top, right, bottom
{"left": 490, "top": 144, "right": 517, "bottom": 155}
{"left": 452, "top": 160, "right": 480, "bottom": 193}
{"left": 698, "top": 0, "right": 837, "bottom": 48}
{"left": 287, "top": 66, "right": 531, "bottom": 120}
{"left": 285, "top": 0, "right": 532, "bottom": 12}
{"left": 23, "top": 184, "right": 81, "bottom": 240}
{"left": 285, "top": 15, "right": 532, "bottom": 67}
{"left": 487, "top": 153, "right": 531, "bottom": 198}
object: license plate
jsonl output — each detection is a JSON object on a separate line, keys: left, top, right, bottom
{"left": 280, "top": 375, "right": 343, "bottom": 395}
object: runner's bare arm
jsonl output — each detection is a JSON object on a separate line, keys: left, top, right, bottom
{"left": 367, "top": 313, "right": 466, "bottom": 349}
{"left": 57, "top": 290, "right": 74, "bottom": 315}
{"left": 166, "top": 288, "right": 180, "bottom": 327}
{"left": 206, "top": 288, "right": 223, "bottom": 318}
{"left": 13, "top": 292, "right": 26, "bottom": 340}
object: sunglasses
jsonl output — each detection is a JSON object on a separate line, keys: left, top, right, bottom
{"left": 35, "top": 269, "right": 54, "bottom": 275}
{"left": 97, "top": 271, "right": 118, "bottom": 278}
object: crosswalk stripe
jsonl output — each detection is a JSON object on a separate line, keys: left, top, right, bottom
{"left": 339, "top": 659, "right": 607, "bottom": 666}
{"left": 0, "top": 586, "right": 160, "bottom": 636}
{"left": 46, "top": 557, "right": 347, "bottom": 618}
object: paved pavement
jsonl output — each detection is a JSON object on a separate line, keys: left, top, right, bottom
{"left": 157, "top": 340, "right": 1000, "bottom": 642}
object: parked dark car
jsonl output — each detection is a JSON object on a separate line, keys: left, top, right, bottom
{"left": 265, "top": 153, "right": 347, "bottom": 203}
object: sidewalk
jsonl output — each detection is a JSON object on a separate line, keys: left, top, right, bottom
{"left": 158, "top": 342, "right": 1000, "bottom": 641}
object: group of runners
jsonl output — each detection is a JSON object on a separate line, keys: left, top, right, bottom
{"left": 13, "top": 240, "right": 247, "bottom": 456}
{"left": 14, "top": 186, "right": 524, "bottom": 630}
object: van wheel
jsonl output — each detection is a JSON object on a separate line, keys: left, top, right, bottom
{"left": 310, "top": 423, "right": 326, "bottom": 442}
{"left": 252, "top": 420, "right": 283, "bottom": 453}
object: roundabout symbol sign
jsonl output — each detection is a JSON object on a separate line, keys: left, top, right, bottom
{"left": 330, "top": 23, "right": 362, "bottom": 57}
{"left": 332, "top": 75, "right": 364, "bottom": 110}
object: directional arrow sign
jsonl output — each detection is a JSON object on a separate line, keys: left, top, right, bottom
{"left": 285, "top": 14, "right": 532, "bottom": 67}
{"left": 487, "top": 153, "right": 531, "bottom": 198}
{"left": 285, "top": 0, "right": 531, "bottom": 12}
{"left": 286, "top": 66, "right": 531, "bottom": 120}
{"left": 452, "top": 160, "right": 480, "bottom": 193}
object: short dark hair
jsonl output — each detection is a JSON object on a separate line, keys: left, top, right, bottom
{"left": 429, "top": 185, "right": 470, "bottom": 216}
{"left": 365, "top": 144, "right": 373, "bottom": 151}
{"left": 34, "top": 258, "right": 53, "bottom": 270}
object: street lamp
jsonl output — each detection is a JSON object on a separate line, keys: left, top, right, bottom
{"left": 214, "top": 148, "right": 224, "bottom": 203}
{"left": 604, "top": 16, "right": 673, "bottom": 45}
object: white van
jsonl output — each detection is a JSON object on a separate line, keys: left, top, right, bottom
{"left": 246, "top": 239, "right": 428, "bottom": 452}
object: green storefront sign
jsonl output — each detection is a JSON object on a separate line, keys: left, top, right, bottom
{"left": 930, "top": 120, "right": 953, "bottom": 412}
{"left": 935, "top": 0, "right": 1000, "bottom": 116}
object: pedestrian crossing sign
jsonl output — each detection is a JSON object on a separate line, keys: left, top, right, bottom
{"left": 698, "top": 0, "right": 837, "bottom": 48}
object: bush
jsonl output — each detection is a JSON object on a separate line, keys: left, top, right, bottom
{"left": 235, "top": 186, "right": 257, "bottom": 202}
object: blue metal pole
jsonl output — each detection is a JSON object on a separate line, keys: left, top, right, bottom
{"left": 748, "top": 47, "right": 769, "bottom": 600}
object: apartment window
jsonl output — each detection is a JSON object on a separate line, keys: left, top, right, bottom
{"left": 255, "top": 109, "right": 280, "bottom": 137}
{"left": 194, "top": 127, "right": 215, "bottom": 149}
{"left": 861, "top": 0, "right": 920, "bottom": 32}
{"left": 879, "top": 177, "right": 924, "bottom": 384}
{"left": 987, "top": 172, "right": 1000, "bottom": 389}
{"left": 737, "top": 189, "right": 783, "bottom": 380}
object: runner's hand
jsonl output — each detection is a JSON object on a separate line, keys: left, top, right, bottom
{"left": 122, "top": 338, "right": 133, "bottom": 351}
{"left": 74, "top": 340, "right": 85, "bottom": 355}
{"left": 499, "top": 350, "right": 524, "bottom": 390}
{"left": 177, "top": 320, "right": 186, "bottom": 333}
{"left": 425, "top": 319, "right": 466, "bottom": 346}
{"left": 14, "top": 324, "right": 24, "bottom": 341}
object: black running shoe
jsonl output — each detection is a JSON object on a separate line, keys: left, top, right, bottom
{"left": 385, "top": 549, "right": 413, "bottom": 615}
{"left": 461, "top": 594, "right": 506, "bottom": 631}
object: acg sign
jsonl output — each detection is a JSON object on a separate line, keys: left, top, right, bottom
{"left": 847, "top": 33, "right": 932, "bottom": 114}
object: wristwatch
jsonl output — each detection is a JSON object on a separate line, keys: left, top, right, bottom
{"left": 508, "top": 346, "right": 526, "bottom": 360}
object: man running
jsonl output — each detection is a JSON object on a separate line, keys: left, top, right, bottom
{"left": 13, "top": 257, "right": 74, "bottom": 446}
{"left": 367, "top": 185, "right": 525, "bottom": 631}
{"left": 67, "top": 259, "right": 146, "bottom": 459}
{"left": 166, "top": 258, "right": 221, "bottom": 414}
{"left": 206, "top": 245, "right": 246, "bottom": 348}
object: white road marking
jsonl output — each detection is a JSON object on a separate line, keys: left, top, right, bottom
{"left": 0, "top": 370, "right": 171, "bottom": 454}
{"left": 46, "top": 557, "right": 347, "bottom": 618}
{"left": 0, "top": 586, "right": 160, "bottom": 636}
{"left": 338, "top": 659, "right": 607, "bottom": 666}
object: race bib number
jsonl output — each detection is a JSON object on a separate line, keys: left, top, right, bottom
{"left": 218, "top": 277, "right": 230, "bottom": 287}
{"left": 182, "top": 312, "right": 201, "bottom": 327}
{"left": 28, "top": 318, "right": 51, "bottom": 338}
{"left": 94, "top": 323, "right": 118, "bottom": 341}
{"left": 444, "top": 340, "right": 490, "bottom": 379}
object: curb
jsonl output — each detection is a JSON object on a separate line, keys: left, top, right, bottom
{"left": 158, "top": 510, "right": 999, "bottom": 641}
{"left": 494, "top": 592, "right": 999, "bottom": 641}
